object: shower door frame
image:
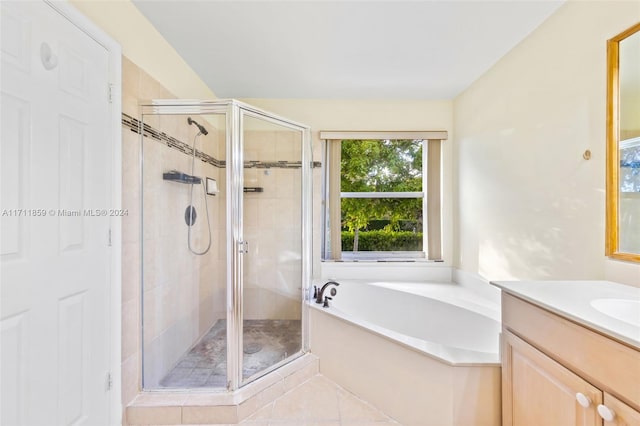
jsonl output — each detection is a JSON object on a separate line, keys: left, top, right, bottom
{"left": 235, "top": 106, "right": 312, "bottom": 388}
{"left": 139, "top": 99, "right": 312, "bottom": 392}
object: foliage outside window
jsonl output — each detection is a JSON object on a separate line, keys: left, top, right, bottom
{"left": 340, "top": 139, "right": 424, "bottom": 253}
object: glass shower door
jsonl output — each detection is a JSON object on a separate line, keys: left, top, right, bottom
{"left": 141, "top": 110, "right": 229, "bottom": 390}
{"left": 239, "top": 111, "right": 306, "bottom": 383}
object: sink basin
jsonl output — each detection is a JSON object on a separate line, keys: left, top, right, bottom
{"left": 590, "top": 298, "right": 640, "bottom": 326}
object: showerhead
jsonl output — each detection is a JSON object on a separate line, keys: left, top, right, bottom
{"left": 187, "top": 117, "right": 209, "bottom": 135}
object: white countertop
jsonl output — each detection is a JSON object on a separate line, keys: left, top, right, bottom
{"left": 490, "top": 280, "right": 640, "bottom": 350}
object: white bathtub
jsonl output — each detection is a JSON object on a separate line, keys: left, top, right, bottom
{"left": 313, "top": 280, "right": 501, "bottom": 365}
{"left": 309, "top": 280, "right": 502, "bottom": 426}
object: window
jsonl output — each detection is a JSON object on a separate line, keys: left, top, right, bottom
{"left": 320, "top": 131, "right": 447, "bottom": 261}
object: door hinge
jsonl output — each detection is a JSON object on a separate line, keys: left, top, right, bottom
{"left": 108, "top": 228, "right": 112, "bottom": 247}
{"left": 106, "top": 372, "right": 113, "bottom": 391}
{"left": 108, "top": 84, "right": 114, "bottom": 103}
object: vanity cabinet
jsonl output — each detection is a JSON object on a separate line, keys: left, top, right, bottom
{"left": 503, "top": 330, "right": 602, "bottom": 425}
{"left": 501, "top": 293, "right": 640, "bottom": 426}
{"left": 601, "top": 394, "right": 640, "bottom": 426}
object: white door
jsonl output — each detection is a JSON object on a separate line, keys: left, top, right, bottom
{"left": 1, "top": 1, "right": 113, "bottom": 425}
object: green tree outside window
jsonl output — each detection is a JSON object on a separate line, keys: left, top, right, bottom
{"left": 341, "top": 139, "right": 423, "bottom": 251}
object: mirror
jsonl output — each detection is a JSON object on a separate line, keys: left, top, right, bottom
{"left": 607, "top": 23, "right": 640, "bottom": 262}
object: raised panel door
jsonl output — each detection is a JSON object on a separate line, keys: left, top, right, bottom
{"left": 0, "top": 1, "right": 112, "bottom": 424}
{"left": 503, "top": 330, "right": 602, "bottom": 426}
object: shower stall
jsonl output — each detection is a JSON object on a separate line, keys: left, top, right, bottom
{"left": 138, "top": 100, "right": 312, "bottom": 391}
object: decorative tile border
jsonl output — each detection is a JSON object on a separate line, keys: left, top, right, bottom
{"left": 122, "top": 113, "right": 224, "bottom": 168}
{"left": 122, "top": 113, "right": 320, "bottom": 169}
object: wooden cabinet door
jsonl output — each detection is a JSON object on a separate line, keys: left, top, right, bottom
{"left": 601, "top": 393, "right": 640, "bottom": 425}
{"left": 502, "top": 331, "right": 602, "bottom": 426}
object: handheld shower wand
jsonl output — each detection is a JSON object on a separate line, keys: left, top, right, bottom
{"left": 187, "top": 117, "right": 208, "bottom": 135}
{"left": 185, "top": 117, "right": 212, "bottom": 256}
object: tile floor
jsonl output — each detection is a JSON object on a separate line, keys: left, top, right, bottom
{"left": 129, "top": 373, "right": 400, "bottom": 426}
{"left": 160, "top": 320, "right": 301, "bottom": 388}
{"left": 239, "top": 374, "right": 400, "bottom": 425}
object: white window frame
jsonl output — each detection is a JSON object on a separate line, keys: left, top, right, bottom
{"left": 320, "top": 131, "right": 447, "bottom": 262}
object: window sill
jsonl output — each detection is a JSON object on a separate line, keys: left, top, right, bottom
{"left": 338, "top": 251, "right": 428, "bottom": 262}
{"left": 319, "top": 260, "right": 452, "bottom": 282}
{"left": 323, "top": 258, "right": 440, "bottom": 263}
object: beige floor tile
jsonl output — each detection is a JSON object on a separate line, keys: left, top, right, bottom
{"left": 296, "top": 376, "right": 341, "bottom": 421}
{"left": 337, "top": 388, "right": 395, "bottom": 423}
{"left": 243, "top": 402, "right": 274, "bottom": 422}
{"left": 269, "top": 386, "right": 308, "bottom": 421}
{"left": 130, "top": 374, "right": 399, "bottom": 425}
{"left": 239, "top": 374, "right": 399, "bottom": 425}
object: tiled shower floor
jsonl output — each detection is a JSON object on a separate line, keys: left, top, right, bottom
{"left": 159, "top": 319, "right": 301, "bottom": 388}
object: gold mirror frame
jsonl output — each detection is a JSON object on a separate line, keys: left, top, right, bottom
{"left": 606, "top": 22, "right": 640, "bottom": 262}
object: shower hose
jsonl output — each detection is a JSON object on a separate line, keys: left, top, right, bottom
{"left": 187, "top": 131, "right": 212, "bottom": 255}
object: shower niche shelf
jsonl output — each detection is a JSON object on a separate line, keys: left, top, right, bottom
{"left": 163, "top": 170, "right": 202, "bottom": 185}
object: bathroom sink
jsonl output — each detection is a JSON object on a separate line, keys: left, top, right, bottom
{"left": 590, "top": 298, "right": 640, "bottom": 327}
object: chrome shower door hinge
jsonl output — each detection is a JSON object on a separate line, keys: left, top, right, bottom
{"left": 238, "top": 240, "right": 249, "bottom": 253}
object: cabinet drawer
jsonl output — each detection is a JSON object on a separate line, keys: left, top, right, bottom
{"left": 502, "top": 293, "right": 640, "bottom": 410}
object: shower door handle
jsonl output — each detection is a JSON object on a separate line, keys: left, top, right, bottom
{"left": 238, "top": 240, "right": 249, "bottom": 254}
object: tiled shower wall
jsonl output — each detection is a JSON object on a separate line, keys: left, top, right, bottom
{"left": 243, "top": 130, "right": 303, "bottom": 320}
{"left": 139, "top": 114, "right": 225, "bottom": 387}
{"left": 120, "top": 57, "right": 226, "bottom": 405}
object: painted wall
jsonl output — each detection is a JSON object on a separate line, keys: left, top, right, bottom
{"left": 241, "top": 99, "right": 454, "bottom": 277}
{"left": 70, "top": 0, "right": 215, "bottom": 100}
{"left": 453, "top": 0, "right": 640, "bottom": 286}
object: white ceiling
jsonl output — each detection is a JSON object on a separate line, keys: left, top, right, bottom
{"left": 132, "top": 0, "right": 564, "bottom": 99}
